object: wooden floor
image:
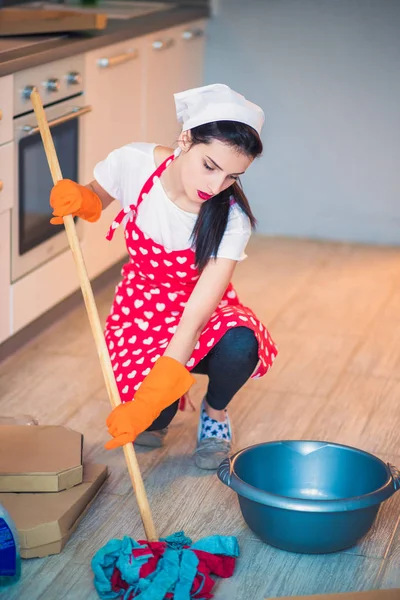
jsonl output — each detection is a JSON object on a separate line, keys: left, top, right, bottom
{"left": 1, "top": 236, "right": 400, "bottom": 600}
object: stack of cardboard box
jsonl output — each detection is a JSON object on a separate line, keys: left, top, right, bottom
{"left": 0, "top": 425, "right": 107, "bottom": 558}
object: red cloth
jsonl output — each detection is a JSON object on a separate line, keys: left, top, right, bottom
{"left": 109, "top": 539, "right": 236, "bottom": 599}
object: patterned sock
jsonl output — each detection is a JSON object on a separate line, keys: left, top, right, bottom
{"left": 199, "top": 405, "right": 231, "bottom": 441}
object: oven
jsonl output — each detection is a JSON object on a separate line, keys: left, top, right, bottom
{"left": 11, "top": 55, "right": 90, "bottom": 282}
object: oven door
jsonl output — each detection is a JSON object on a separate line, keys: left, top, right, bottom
{"left": 11, "top": 96, "right": 91, "bottom": 283}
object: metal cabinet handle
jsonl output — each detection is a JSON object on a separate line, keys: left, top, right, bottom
{"left": 182, "top": 29, "right": 204, "bottom": 41}
{"left": 0, "top": 109, "right": 2, "bottom": 121}
{"left": 21, "top": 105, "right": 92, "bottom": 136}
{"left": 152, "top": 38, "right": 175, "bottom": 51}
{"left": 97, "top": 49, "right": 139, "bottom": 68}
{"left": 0, "top": 181, "right": 3, "bottom": 192}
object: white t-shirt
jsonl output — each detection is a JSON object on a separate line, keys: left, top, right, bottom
{"left": 94, "top": 142, "right": 251, "bottom": 261}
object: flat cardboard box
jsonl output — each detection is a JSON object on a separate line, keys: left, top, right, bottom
{"left": 268, "top": 590, "right": 400, "bottom": 599}
{"left": 0, "top": 425, "right": 83, "bottom": 492}
{"left": 0, "top": 463, "right": 108, "bottom": 558}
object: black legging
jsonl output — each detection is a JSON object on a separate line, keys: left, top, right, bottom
{"left": 147, "top": 327, "right": 259, "bottom": 431}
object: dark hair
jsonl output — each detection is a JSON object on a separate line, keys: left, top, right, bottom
{"left": 188, "top": 121, "right": 262, "bottom": 272}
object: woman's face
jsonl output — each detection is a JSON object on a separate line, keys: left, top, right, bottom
{"left": 178, "top": 134, "right": 253, "bottom": 206}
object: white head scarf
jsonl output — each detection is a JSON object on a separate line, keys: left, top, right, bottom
{"left": 174, "top": 83, "right": 265, "bottom": 135}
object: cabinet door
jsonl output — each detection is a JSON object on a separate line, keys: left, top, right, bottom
{"left": 144, "top": 19, "right": 207, "bottom": 146}
{"left": 0, "top": 211, "right": 11, "bottom": 343}
{"left": 11, "top": 247, "right": 78, "bottom": 334}
{"left": 81, "top": 36, "right": 146, "bottom": 183}
{"left": 80, "top": 37, "right": 146, "bottom": 280}
{"left": 0, "top": 142, "right": 14, "bottom": 215}
{"left": 175, "top": 20, "right": 207, "bottom": 94}
{"left": 0, "top": 75, "right": 13, "bottom": 146}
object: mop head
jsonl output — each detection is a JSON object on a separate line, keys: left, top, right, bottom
{"left": 91, "top": 530, "right": 239, "bottom": 599}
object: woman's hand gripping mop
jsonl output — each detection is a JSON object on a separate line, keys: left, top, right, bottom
{"left": 31, "top": 89, "right": 239, "bottom": 600}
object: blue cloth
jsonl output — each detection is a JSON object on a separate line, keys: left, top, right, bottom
{"left": 91, "top": 531, "right": 239, "bottom": 600}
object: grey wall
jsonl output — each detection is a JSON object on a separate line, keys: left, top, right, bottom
{"left": 205, "top": 0, "right": 400, "bottom": 244}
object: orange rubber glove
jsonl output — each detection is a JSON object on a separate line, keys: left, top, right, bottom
{"left": 49, "top": 179, "right": 102, "bottom": 225}
{"left": 105, "top": 356, "right": 195, "bottom": 450}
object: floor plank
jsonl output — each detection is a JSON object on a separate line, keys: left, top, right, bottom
{"left": 375, "top": 522, "right": 400, "bottom": 590}
{"left": 261, "top": 330, "right": 359, "bottom": 397}
{"left": 232, "top": 235, "right": 333, "bottom": 324}
{"left": 5, "top": 553, "right": 79, "bottom": 600}
{"left": 216, "top": 541, "right": 383, "bottom": 599}
{"left": 269, "top": 244, "right": 400, "bottom": 338}
{"left": 303, "top": 371, "right": 400, "bottom": 456}
{"left": 349, "top": 319, "right": 400, "bottom": 383}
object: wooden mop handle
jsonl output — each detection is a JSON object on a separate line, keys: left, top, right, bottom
{"left": 30, "top": 88, "right": 157, "bottom": 542}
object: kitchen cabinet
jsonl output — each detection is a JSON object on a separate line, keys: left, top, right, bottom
{"left": 0, "top": 75, "right": 13, "bottom": 146}
{"left": 0, "top": 142, "right": 14, "bottom": 215}
{"left": 176, "top": 20, "right": 208, "bottom": 97}
{"left": 80, "top": 36, "right": 147, "bottom": 280}
{"left": 143, "top": 19, "right": 207, "bottom": 146}
{"left": 0, "top": 211, "right": 11, "bottom": 343}
{"left": 11, "top": 246, "right": 79, "bottom": 334}
{"left": 81, "top": 36, "right": 146, "bottom": 181}
{"left": 79, "top": 19, "right": 207, "bottom": 281}
{"left": 77, "top": 19, "right": 207, "bottom": 286}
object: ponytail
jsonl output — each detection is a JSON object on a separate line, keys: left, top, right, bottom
{"left": 188, "top": 121, "right": 262, "bottom": 272}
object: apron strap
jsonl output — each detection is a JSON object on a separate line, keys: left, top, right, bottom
{"left": 106, "top": 150, "right": 177, "bottom": 241}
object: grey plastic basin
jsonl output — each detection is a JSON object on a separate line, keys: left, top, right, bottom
{"left": 217, "top": 440, "right": 400, "bottom": 554}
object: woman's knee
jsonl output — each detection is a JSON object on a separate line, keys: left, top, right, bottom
{"left": 214, "top": 327, "right": 259, "bottom": 364}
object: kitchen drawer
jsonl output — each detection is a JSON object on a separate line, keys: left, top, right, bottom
{"left": 0, "top": 75, "right": 13, "bottom": 145}
{"left": 0, "top": 142, "right": 14, "bottom": 214}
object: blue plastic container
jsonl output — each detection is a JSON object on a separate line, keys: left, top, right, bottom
{"left": 0, "top": 504, "right": 21, "bottom": 587}
{"left": 217, "top": 440, "right": 400, "bottom": 554}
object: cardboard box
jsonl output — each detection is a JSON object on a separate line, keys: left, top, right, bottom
{"left": 0, "top": 425, "right": 83, "bottom": 492}
{"left": 0, "top": 463, "right": 108, "bottom": 558}
{"left": 268, "top": 590, "right": 400, "bottom": 600}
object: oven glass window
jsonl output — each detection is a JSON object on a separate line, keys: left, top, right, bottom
{"left": 18, "top": 118, "right": 78, "bottom": 255}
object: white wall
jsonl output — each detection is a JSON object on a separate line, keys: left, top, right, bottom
{"left": 205, "top": 0, "right": 400, "bottom": 244}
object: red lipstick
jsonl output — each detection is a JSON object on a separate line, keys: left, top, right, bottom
{"left": 197, "top": 190, "right": 213, "bottom": 201}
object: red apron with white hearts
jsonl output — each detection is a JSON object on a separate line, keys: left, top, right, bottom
{"left": 105, "top": 151, "right": 278, "bottom": 403}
